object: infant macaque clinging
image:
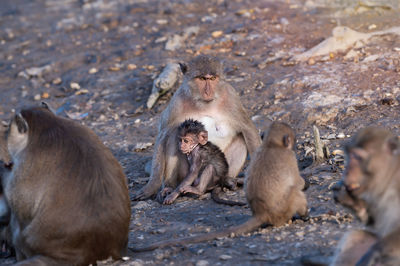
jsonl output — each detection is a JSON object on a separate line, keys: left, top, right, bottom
{"left": 161, "top": 119, "right": 244, "bottom": 206}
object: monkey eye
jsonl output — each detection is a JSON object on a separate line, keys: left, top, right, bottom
{"left": 183, "top": 139, "right": 189, "bottom": 143}
{"left": 200, "top": 77, "right": 206, "bottom": 81}
{"left": 210, "top": 76, "right": 216, "bottom": 81}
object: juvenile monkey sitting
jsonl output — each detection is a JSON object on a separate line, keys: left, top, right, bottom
{"left": 162, "top": 119, "right": 242, "bottom": 205}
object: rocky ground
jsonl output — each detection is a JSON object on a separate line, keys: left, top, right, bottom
{"left": 1, "top": 0, "right": 400, "bottom": 265}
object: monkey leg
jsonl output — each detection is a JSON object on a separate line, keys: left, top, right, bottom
{"left": 163, "top": 159, "right": 200, "bottom": 205}
{"left": 180, "top": 165, "right": 214, "bottom": 195}
{"left": 224, "top": 135, "right": 247, "bottom": 179}
{"left": 294, "top": 191, "right": 309, "bottom": 219}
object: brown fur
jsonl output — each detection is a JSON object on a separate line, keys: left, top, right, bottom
{"left": 334, "top": 127, "right": 400, "bottom": 265}
{"left": 132, "top": 55, "right": 261, "bottom": 200}
{"left": 2, "top": 106, "right": 131, "bottom": 265}
{"left": 161, "top": 119, "right": 245, "bottom": 206}
{"left": 130, "top": 122, "right": 308, "bottom": 252}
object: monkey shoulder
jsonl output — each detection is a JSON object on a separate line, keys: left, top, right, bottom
{"left": 200, "top": 142, "right": 228, "bottom": 169}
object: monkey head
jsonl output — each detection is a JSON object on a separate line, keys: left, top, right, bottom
{"left": 6, "top": 105, "right": 55, "bottom": 160}
{"left": 180, "top": 55, "right": 224, "bottom": 102}
{"left": 178, "top": 119, "right": 208, "bottom": 155}
{"left": 335, "top": 127, "right": 400, "bottom": 224}
{"left": 264, "top": 122, "right": 296, "bottom": 150}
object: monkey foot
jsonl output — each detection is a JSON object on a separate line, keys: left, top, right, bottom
{"left": 179, "top": 186, "right": 201, "bottom": 195}
{"left": 131, "top": 189, "right": 152, "bottom": 201}
{"left": 156, "top": 187, "right": 174, "bottom": 203}
{"left": 224, "top": 177, "right": 238, "bottom": 191}
{"left": 163, "top": 192, "right": 179, "bottom": 205}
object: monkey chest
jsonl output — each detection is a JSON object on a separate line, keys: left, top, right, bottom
{"left": 191, "top": 116, "right": 236, "bottom": 151}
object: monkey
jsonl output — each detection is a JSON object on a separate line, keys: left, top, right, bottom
{"left": 160, "top": 119, "right": 245, "bottom": 206}
{"left": 132, "top": 55, "right": 262, "bottom": 200}
{"left": 1, "top": 105, "right": 131, "bottom": 265}
{"left": 130, "top": 122, "right": 308, "bottom": 252}
{"left": 333, "top": 127, "right": 400, "bottom": 266}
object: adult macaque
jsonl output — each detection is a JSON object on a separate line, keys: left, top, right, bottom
{"left": 161, "top": 119, "right": 245, "bottom": 206}
{"left": 333, "top": 127, "right": 400, "bottom": 265}
{"left": 132, "top": 55, "right": 261, "bottom": 200}
{"left": 130, "top": 122, "right": 308, "bottom": 251}
{"left": 1, "top": 105, "right": 131, "bottom": 265}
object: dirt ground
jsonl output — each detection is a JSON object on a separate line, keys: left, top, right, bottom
{"left": 1, "top": 0, "right": 399, "bottom": 265}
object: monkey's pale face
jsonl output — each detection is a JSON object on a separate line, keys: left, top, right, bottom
{"left": 7, "top": 117, "right": 28, "bottom": 159}
{"left": 180, "top": 134, "right": 198, "bottom": 155}
{"left": 194, "top": 74, "right": 219, "bottom": 102}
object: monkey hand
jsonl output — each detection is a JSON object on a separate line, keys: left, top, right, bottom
{"left": 156, "top": 187, "right": 173, "bottom": 203}
{"left": 163, "top": 192, "right": 179, "bottom": 205}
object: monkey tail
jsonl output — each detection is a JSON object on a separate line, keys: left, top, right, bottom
{"left": 129, "top": 217, "right": 262, "bottom": 252}
{"left": 211, "top": 187, "right": 246, "bottom": 206}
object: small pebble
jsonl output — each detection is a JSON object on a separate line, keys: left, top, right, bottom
{"left": 219, "top": 255, "right": 232, "bottom": 260}
{"left": 89, "top": 68, "right": 98, "bottom": 74}
{"left": 127, "top": 64, "right": 137, "bottom": 70}
{"left": 196, "top": 260, "right": 209, "bottom": 266}
{"left": 212, "top": 31, "right": 223, "bottom": 38}
{"left": 337, "top": 132, "right": 345, "bottom": 139}
{"left": 70, "top": 82, "right": 80, "bottom": 90}
{"left": 307, "top": 58, "right": 315, "bottom": 65}
{"left": 52, "top": 77, "right": 62, "bottom": 85}
{"left": 34, "top": 94, "right": 41, "bottom": 101}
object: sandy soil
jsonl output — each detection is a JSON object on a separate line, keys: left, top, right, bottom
{"left": 0, "top": 0, "right": 399, "bottom": 265}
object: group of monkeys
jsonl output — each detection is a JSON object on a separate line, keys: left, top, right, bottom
{"left": 0, "top": 55, "right": 398, "bottom": 265}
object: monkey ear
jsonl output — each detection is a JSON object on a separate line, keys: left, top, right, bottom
{"left": 14, "top": 113, "right": 29, "bottom": 134}
{"left": 199, "top": 131, "right": 208, "bottom": 145}
{"left": 283, "top": 134, "right": 291, "bottom": 148}
{"left": 41, "top": 101, "right": 56, "bottom": 114}
{"left": 179, "top": 63, "right": 188, "bottom": 74}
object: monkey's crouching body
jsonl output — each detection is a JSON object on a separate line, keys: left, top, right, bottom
{"left": 333, "top": 127, "right": 400, "bottom": 265}
{"left": 2, "top": 106, "right": 131, "bottom": 265}
{"left": 246, "top": 122, "right": 308, "bottom": 227}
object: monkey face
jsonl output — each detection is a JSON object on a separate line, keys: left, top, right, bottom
{"left": 180, "top": 134, "right": 198, "bottom": 155}
{"left": 337, "top": 129, "right": 400, "bottom": 225}
{"left": 7, "top": 114, "right": 29, "bottom": 159}
{"left": 194, "top": 75, "right": 219, "bottom": 102}
{"left": 334, "top": 180, "right": 369, "bottom": 224}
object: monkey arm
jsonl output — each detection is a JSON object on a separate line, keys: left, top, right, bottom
{"left": 164, "top": 154, "right": 201, "bottom": 204}
{"left": 131, "top": 130, "right": 169, "bottom": 201}
{"left": 177, "top": 154, "right": 202, "bottom": 192}
{"left": 238, "top": 118, "right": 261, "bottom": 156}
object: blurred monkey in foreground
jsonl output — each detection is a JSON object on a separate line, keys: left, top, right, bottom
{"left": 1, "top": 104, "right": 131, "bottom": 265}
{"left": 333, "top": 127, "right": 400, "bottom": 265}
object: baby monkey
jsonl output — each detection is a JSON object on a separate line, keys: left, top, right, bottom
{"left": 162, "top": 119, "right": 244, "bottom": 206}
